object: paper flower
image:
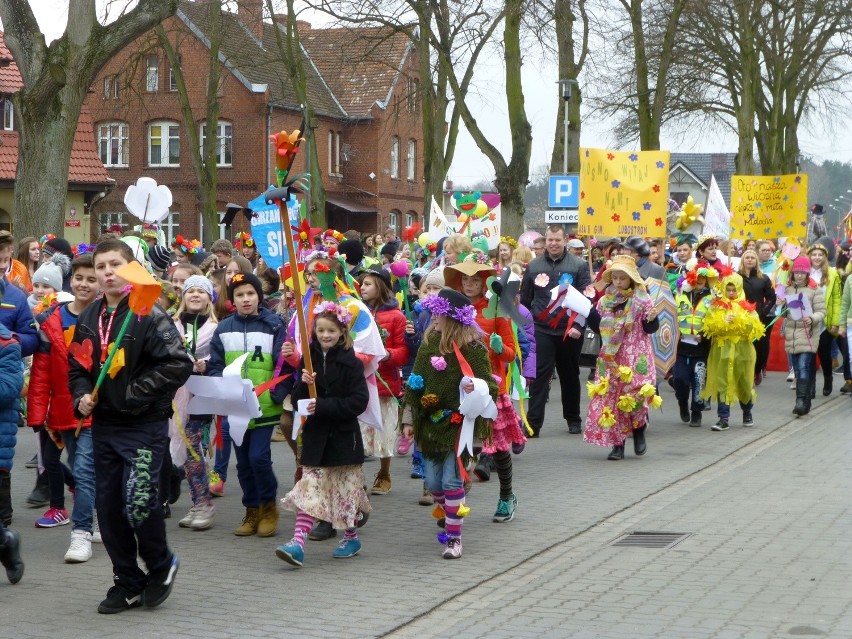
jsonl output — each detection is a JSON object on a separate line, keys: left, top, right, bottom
{"left": 617, "top": 394, "right": 638, "bottom": 413}
{"left": 432, "top": 505, "right": 445, "bottom": 519}
{"left": 599, "top": 407, "right": 615, "bottom": 429}
{"left": 650, "top": 394, "right": 663, "bottom": 409}
{"left": 534, "top": 273, "right": 549, "bottom": 288}
{"left": 450, "top": 412, "right": 462, "bottom": 425}
{"left": 421, "top": 393, "right": 439, "bottom": 408}
{"left": 457, "top": 504, "right": 471, "bottom": 517}
{"left": 68, "top": 338, "right": 93, "bottom": 372}
{"left": 617, "top": 366, "right": 633, "bottom": 383}
{"left": 586, "top": 375, "right": 609, "bottom": 398}
{"left": 107, "top": 347, "right": 126, "bottom": 379}
{"left": 269, "top": 129, "right": 304, "bottom": 171}
{"left": 389, "top": 261, "right": 409, "bottom": 278}
{"left": 437, "top": 531, "right": 449, "bottom": 545}
{"left": 407, "top": 373, "right": 424, "bottom": 391}
{"left": 431, "top": 356, "right": 447, "bottom": 371}
{"left": 638, "top": 383, "right": 656, "bottom": 398}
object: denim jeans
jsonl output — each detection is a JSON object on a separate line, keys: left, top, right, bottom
{"left": 792, "top": 352, "right": 814, "bottom": 381}
{"left": 717, "top": 399, "right": 753, "bottom": 420}
{"left": 671, "top": 355, "right": 707, "bottom": 412}
{"left": 423, "top": 453, "right": 463, "bottom": 494}
{"left": 233, "top": 424, "right": 277, "bottom": 507}
{"left": 61, "top": 429, "right": 95, "bottom": 533}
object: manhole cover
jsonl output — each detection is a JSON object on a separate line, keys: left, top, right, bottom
{"left": 611, "top": 531, "right": 691, "bottom": 549}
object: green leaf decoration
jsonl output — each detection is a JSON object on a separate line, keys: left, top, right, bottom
{"left": 636, "top": 355, "right": 649, "bottom": 375}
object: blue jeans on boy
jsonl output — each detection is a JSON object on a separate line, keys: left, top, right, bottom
{"left": 423, "top": 452, "right": 463, "bottom": 494}
{"left": 232, "top": 423, "right": 277, "bottom": 507}
{"left": 792, "top": 352, "right": 814, "bottom": 381}
{"left": 671, "top": 355, "right": 707, "bottom": 412}
{"left": 717, "top": 399, "right": 753, "bottom": 421}
{"left": 61, "top": 429, "right": 95, "bottom": 534}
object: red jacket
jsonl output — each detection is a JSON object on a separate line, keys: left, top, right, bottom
{"left": 372, "top": 302, "right": 409, "bottom": 397}
{"left": 28, "top": 303, "right": 91, "bottom": 431}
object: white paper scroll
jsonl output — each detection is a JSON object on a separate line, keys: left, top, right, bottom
{"left": 457, "top": 377, "right": 498, "bottom": 457}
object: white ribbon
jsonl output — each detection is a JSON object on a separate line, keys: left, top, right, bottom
{"left": 457, "top": 376, "right": 497, "bottom": 457}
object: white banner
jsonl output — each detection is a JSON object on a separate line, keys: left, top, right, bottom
{"left": 428, "top": 196, "right": 502, "bottom": 250}
{"left": 704, "top": 175, "right": 731, "bottom": 240}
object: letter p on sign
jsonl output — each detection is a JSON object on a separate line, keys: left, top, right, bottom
{"left": 548, "top": 175, "right": 580, "bottom": 208}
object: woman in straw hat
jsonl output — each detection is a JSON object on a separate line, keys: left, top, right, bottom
{"left": 585, "top": 256, "right": 663, "bottom": 460}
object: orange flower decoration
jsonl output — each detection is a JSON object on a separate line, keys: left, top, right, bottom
{"left": 269, "top": 129, "right": 304, "bottom": 171}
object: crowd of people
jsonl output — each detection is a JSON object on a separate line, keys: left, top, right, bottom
{"left": 0, "top": 218, "right": 849, "bottom": 613}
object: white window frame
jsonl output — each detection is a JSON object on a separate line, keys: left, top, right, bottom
{"left": 199, "top": 212, "right": 227, "bottom": 242}
{"left": 103, "top": 76, "right": 111, "bottom": 99}
{"left": 327, "top": 130, "right": 334, "bottom": 175}
{"left": 148, "top": 121, "right": 180, "bottom": 167}
{"left": 390, "top": 136, "right": 400, "bottom": 179}
{"left": 101, "top": 212, "right": 127, "bottom": 231}
{"left": 0, "top": 97, "right": 13, "bottom": 131}
{"left": 407, "top": 139, "right": 416, "bottom": 181}
{"left": 98, "top": 122, "right": 129, "bottom": 168}
{"left": 406, "top": 76, "right": 419, "bottom": 114}
{"left": 162, "top": 211, "right": 180, "bottom": 247}
{"left": 327, "top": 131, "right": 341, "bottom": 176}
{"left": 389, "top": 211, "right": 399, "bottom": 232}
{"left": 169, "top": 56, "right": 181, "bottom": 92}
{"left": 405, "top": 212, "right": 416, "bottom": 228}
{"left": 146, "top": 56, "right": 159, "bottom": 92}
{"left": 200, "top": 121, "right": 233, "bottom": 167}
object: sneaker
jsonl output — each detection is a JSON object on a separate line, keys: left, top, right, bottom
{"left": 743, "top": 412, "right": 754, "bottom": 427}
{"left": 208, "top": 471, "right": 225, "bottom": 497}
{"left": 35, "top": 507, "right": 70, "bottom": 528}
{"left": 24, "top": 454, "right": 38, "bottom": 469}
{"left": 64, "top": 530, "right": 93, "bottom": 563}
{"left": 97, "top": 585, "right": 142, "bottom": 614}
{"left": 371, "top": 473, "right": 392, "bottom": 495}
{"left": 418, "top": 487, "right": 434, "bottom": 506}
{"left": 144, "top": 553, "right": 179, "bottom": 608}
{"left": 178, "top": 505, "right": 200, "bottom": 528}
{"left": 275, "top": 540, "right": 305, "bottom": 567}
{"left": 442, "top": 536, "right": 462, "bottom": 559}
{"left": 332, "top": 537, "right": 361, "bottom": 558}
{"left": 840, "top": 380, "right": 852, "bottom": 395}
{"left": 711, "top": 419, "right": 730, "bottom": 431}
{"left": 786, "top": 368, "right": 795, "bottom": 382}
{"left": 511, "top": 441, "right": 525, "bottom": 455}
{"left": 396, "top": 435, "right": 413, "bottom": 456}
{"left": 410, "top": 457, "right": 425, "bottom": 479}
{"left": 567, "top": 421, "right": 582, "bottom": 434}
{"left": 689, "top": 412, "right": 702, "bottom": 427}
{"left": 190, "top": 503, "right": 215, "bottom": 531}
{"left": 308, "top": 519, "right": 337, "bottom": 541}
{"left": 493, "top": 494, "right": 517, "bottom": 523}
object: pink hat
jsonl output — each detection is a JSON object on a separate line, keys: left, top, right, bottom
{"left": 792, "top": 256, "right": 811, "bottom": 274}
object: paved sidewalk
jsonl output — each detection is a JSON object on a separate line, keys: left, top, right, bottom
{"left": 0, "top": 372, "right": 848, "bottom": 638}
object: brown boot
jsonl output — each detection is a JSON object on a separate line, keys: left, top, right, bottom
{"left": 234, "top": 507, "right": 259, "bottom": 536}
{"left": 256, "top": 501, "right": 279, "bottom": 538}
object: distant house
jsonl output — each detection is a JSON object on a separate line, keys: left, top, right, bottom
{"left": 669, "top": 153, "right": 738, "bottom": 208}
{"left": 0, "top": 33, "right": 113, "bottom": 243}
{"left": 87, "top": 0, "right": 424, "bottom": 244}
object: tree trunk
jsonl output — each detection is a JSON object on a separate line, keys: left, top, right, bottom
{"left": 734, "top": 0, "right": 757, "bottom": 175}
{"left": 494, "top": 165, "right": 526, "bottom": 237}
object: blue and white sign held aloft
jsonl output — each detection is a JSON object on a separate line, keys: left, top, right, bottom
{"left": 248, "top": 187, "right": 301, "bottom": 270}
{"left": 548, "top": 174, "right": 580, "bottom": 208}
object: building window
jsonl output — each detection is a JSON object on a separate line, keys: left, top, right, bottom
{"left": 199, "top": 212, "right": 227, "bottom": 241}
{"left": 162, "top": 211, "right": 180, "bottom": 246}
{"left": 169, "top": 56, "right": 181, "bottom": 92}
{"left": 103, "top": 75, "right": 119, "bottom": 99}
{"left": 406, "top": 76, "right": 419, "bottom": 114}
{"left": 327, "top": 131, "right": 341, "bottom": 176}
{"left": 0, "top": 97, "right": 13, "bottom": 131}
{"left": 200, "top": 121, "right": 233, "bottom": 167}
{"left": 146, "top": 56, "right": 159, "bottom": 92}
{"left": 148, "top": 121, "right": 180, "bottom": 166}
{"left": 101, "top": 212, "right": 127, "bottom": 232}
{"left": 390, "top": 136, "right": 400, "bottom": 179}
{"left": 389, "top": 210, "right": 399, "bottom": 232}
{"left": 98, "top": 122, "right": 129, "bottom": 167}
{"left": 407, "top": 139, "right": 416, "bottom": 181}
{"left": 405, "top": 211, "right": 416, "bottom": 228}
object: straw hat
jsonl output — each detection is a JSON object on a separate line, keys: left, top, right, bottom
{"left": 444, "top": 261, "right": 496, "bottom": 291}
{"left": 601, "top": 255, "right": 645, "bottom": 288}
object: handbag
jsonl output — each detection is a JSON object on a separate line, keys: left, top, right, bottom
{"left": 579, "top": 327, "right": 601, "bottom": 368}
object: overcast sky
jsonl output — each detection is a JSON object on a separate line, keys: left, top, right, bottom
{"left": 17, "top": 0, "right": 852, "bottom": 187}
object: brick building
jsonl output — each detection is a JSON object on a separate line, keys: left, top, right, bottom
{"left": 87, "top": 0, "right": 424, "bottom": 245}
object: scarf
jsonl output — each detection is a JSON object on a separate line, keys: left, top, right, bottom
{"left": 598, "top": 286, "right": 648, "bottom": 364}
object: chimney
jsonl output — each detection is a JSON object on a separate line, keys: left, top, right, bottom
{"left": 238, "top": 0, "right": 264, "bottom": 43}
{"left": 296, "top": 20, "right": 312, "bottom": 31}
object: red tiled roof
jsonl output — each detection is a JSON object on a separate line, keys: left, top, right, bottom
{"left": 0, "top": 31, "right": 111, "bottom": 186}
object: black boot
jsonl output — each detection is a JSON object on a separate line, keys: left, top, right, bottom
{"left": 26, "top": 471, "right": 49, "bottom": 508}
{"left": 474, "top": 454, "right": 493, "bottom": 481}
{"left": 678, "top": 400, "right": 689, "bottom": 424}
{"left": 0, "top": 472, "right": 11, "bottom": 525}
{"left": 607, "top": 445, "right": 625, "bottom": 460}
{"left": 632, "top": 426, "right": 647, "bottom": 456}
{"left": 0, "top": 528, "right": 24, "bottom": 584}
{"left": 793, "top": 378, "right": 808, "bottom": 416}
{"left": 804, "top": 379, "right": 813, "bottom": 414}
{"left": 689, "top": 411, "right": 702, "bottom": 427}
{"left": 823, "top": 377, "right": 832, "bottom": 396}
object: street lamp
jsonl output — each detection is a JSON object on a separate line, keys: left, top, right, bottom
{"left": 557, "top": 79, "right": 579, "bottom": 175}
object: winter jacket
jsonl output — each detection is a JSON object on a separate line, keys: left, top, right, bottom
{"left": 520, "top": 249, "right": 592, "bottom": 336}
{"left": 6, "top": 260, "right": 31, "bottom": 293}
{"left": 840, "top": 276, "right": 852, "bottom": 327}
{"left": 0, "top": 323, "right": 22, "bottom": 472}
{"left": 207, "top": 307, "right": 292, "bottom": 428}
{"left": 28, "top": 303, "right": 91, "bottom": 431}
{"left": 741, "top": 270, "right": 776, "bottom": 324}
{"left": 820, "top": 267, "right": 841, "bottom": 329}
{"left": 519, "top": 304, "right": 536, "bottom": 379}
{"left": 782, "top": 283, "right": 825, "bottom": 354}
{"left": 173, "top": 313, "right": 218, "bottom": 421}
{"left": 68, "top": 296, "right": 193, "bottom": 423}
{"left": 294, "top": 341, "right": 368, "bottom": 467}
{"left": 0, "top": 278, "right": 37, "bottom": 357}
{"left": 472, "top": 297, "right": 516, "bottom": 381}
{"left": 371, "top": 301, "right": 409, "bottom": 397}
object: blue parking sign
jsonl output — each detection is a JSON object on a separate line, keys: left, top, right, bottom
{"left": 548, "top": 174, "right": 580, "bottom": 208}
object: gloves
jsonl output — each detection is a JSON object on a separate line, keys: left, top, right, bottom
{"left": 489, "top": 332, "right": 504, "bottom": 354}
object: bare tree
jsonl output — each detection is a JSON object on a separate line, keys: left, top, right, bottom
{"left": 0, "top": 0, "right": 178, "bottom": 236}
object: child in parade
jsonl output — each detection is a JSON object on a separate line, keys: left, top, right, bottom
{"left": 68, "top": 239, "right": 192, "bottom": 613}
{"left": 584, "top": 256, "right": 662, "bottom": 460}
{"left": 807, "top": 240, "right": 841, "bottom": 396}
{"left": 445, "top": 260, "right": 523, "bottom": 521}
{"left": 358, "top": 266, "right": 409, "bottom": 495}
{"left": 700, "top": 272, "right": 765, "bottom": 430}
{"left": 27, "top": 255, "right": 99, "bottom": 562}
{"left": 171, "top": 276, "right": 218, "bottom": 530}
{"left": 207, "top": 273, "right": 292, "bottom": 537}
{"left": 401, "top": 289, "right": 497, "bottom": 559}
{"left": 782, "top": 256, "right": 826, "bottom": 416}
{"left": 276, "top": 303, "right": 371, "bottom": 567}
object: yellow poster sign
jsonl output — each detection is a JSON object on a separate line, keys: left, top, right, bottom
{"left": 578, "top": 148, "right": 670, "bottom": 238}
{"left": 729, "top": 174, "right": 808, "bottom": 240}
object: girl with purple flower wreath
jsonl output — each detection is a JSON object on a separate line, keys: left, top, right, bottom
{"left": 400, "top": 289, "right": 497, "bottom": 559}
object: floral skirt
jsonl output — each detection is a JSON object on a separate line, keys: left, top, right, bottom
{"left": 280, "top": 465, "right": 372, "bottom": 530}
{"left": 360, "top": 395, "right": 398, "bottom": 458}
{"left": 482, "top": 394, "right": 526, "bottom": 454}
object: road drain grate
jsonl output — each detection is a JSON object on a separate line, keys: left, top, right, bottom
{"left": 611, "top": 531, "right": 691, "bottom": 549}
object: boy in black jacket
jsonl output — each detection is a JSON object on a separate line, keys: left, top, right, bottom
{"left": 68, "top": 239, "right": 192, "bottom": 614}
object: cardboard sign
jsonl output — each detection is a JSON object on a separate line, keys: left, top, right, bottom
{"left": 730, "top": 174, "right": 808, "bottom": 240}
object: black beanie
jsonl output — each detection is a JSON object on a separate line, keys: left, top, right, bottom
{"left": 148, "top": 244, "right": 172, "bottom": 271}
{"left": 43, "top": 237, "right": 74, "bottom": 262}
{"left": 380, "top": 240, "right": 399, "bottom": 259}
{"left": 339, "top": 239, "right": 365, "bottom": 266}
{"left": 227, "top": 272, "right": 263, "bottom": 302}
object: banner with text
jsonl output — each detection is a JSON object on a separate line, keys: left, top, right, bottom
{"left": 249, "top": 192, "right": 301, "bottom": 270}
{"left": 729, "top": 174, "right": 808, "bottom": 241}
{"left": 428, "top": 196, "right": 502, "bottom": 250}
{"left": 578, "top": 148, "right": 670, "bottom": 238}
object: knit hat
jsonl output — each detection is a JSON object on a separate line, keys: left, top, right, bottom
{"left": 42, "top": 237, "right": 74, "bottom": 262}
{"left": 792, "top": 256, "right": 811, "bottom": 274}
{"left": 423, "top": 267, "right": 445, "bottom": 289}
{"left": 183, "top": 275, "right": 214, "bottom": 298}
{"left": 148, "top": 244, "right": 172, "bottom": 271}
{"left": 338, "top": 239, "right": 365, "bottom": 267}
{"left": 32, "top": 253, "right": 64, "bottom": 292}
{"left": 322, "top": 229, "right": 344, "bottom": 245}
{"left": 380, "top": 240, "right": 399, "bottom": 260}
{"left": 227, "top": 272, "right": 263, "bottom": 302}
